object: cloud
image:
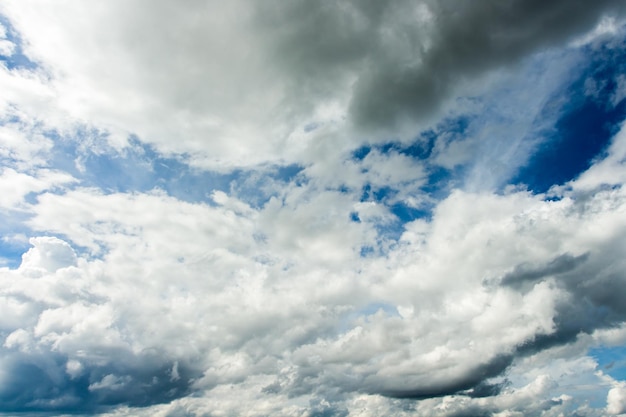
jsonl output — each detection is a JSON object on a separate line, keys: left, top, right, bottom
{"left": 1, "top": 0, "right": 623, "bottom": 169}
{"left": 500, "top": 252, "right": 590, "bottom": 290}
{"left": 0, "top": 2, "right": 626, "bottom": 416}
{"left": 608, "top": 382, "right": 626, "bottom": 415}
{"left": 0, "top": 168, "right": 76, "bottom": 210}
{"left": 0, "top": 22, "right": 15, "bottom": 56}
{"left": 19, "top": 236, "right": 77, "bottom": 274}
{"left": 349, "top": 0, "right": 625, "bottom": 130}
{"left": 0, "top": 122, "right": 54, "bottom": 169}
{"left": 0, "top": 144, "right": 623, "bottom": 414}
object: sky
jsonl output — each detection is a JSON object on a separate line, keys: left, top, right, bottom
{"left": 1, "top": 1, "right": 626, "bottom": 416}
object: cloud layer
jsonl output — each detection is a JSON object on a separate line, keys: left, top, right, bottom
{"left": 1, "top": 1, "right": 626, "bottom": 416}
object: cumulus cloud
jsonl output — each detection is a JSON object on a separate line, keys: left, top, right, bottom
{"left": 0, "top": 143, "right": 625, "bottom": 414}
{"left": 1, "top": 0, "right": 623, "bottom": 168}
{"left": 608, "top": 382, "right": 626, "bottom": 415}
{"left": 0, "top": 1, "right": 626, "bottom": 416}
{"left": 19, "top": 236, "right": 77, "bottom": 274}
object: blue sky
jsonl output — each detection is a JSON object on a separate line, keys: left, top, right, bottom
{"left": 1, "top": 2, "right": 626, "bottom": 416}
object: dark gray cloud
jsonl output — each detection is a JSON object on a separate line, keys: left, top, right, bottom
{"left": 501, "top": 252, "right": 590, "bottom": 289}
{"left": 0, "top": 349, "right": 199, "bottom": 413}
{"left": 251, "top": 0, "right": 625, "bottom": 137}
{"left": 366, "top": 232, "right": 626, "bottom": 403}
{"left": 349, "top": 0, "right": 626, "bottom": 130}
{"left": 445, "top": 410, "right": 493, "bottom": 417}
{"left": 257, "top": 0, "right": 384, "bottom": 77}
{"left": 374, "top": 354, "right": 513, "bottom": 399}
{"left": 515, "top": 235, "right": 626, "bottom": 355}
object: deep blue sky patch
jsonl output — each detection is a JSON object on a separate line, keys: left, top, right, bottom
{"left": 514, "top": 35, "right": 626, "bottom": 193}
{"left": 590, "top": 345, "right": 626, "bottom": 381}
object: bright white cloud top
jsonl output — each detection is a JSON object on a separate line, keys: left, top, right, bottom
{"left": 1, "top": 1, "right": 626, "bottom": 416}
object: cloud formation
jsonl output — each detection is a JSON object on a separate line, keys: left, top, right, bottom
{"left": 2, "top": 0, "right": 623, "bottom": 167}
{"left": 349, "top": 0, "right": 626, "bottom": 129}
{"left": 0, "top": 1, "right": 626, "bottom": 416}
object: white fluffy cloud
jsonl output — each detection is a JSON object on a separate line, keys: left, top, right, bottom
{"left": 2, "top": 0, "right": 623, "bottom": 169}
{"left": 0, "top": 168, "right": 75, "bottom": 210}
{"left": 19, "top": 236, "right": 77, "bottom": 274}
{"left": 1, "top": 1, "right": 626, "bottom": 416}
{"left": 0, "top": 138, "right": 625, "bottom": 414}
{"left": 608, "top": 382, "right": 626, "bottom": 415}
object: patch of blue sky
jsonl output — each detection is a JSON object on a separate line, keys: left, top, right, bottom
{"left": 350, "top": 115, "right": 469, "bottom": 204}
{"left": 375, "top": 228, "right": 404, "bottom": 248}
{"left": 513, "top": 32, "right": 626, "bottom": 194}
{"left": 350, "top": 39, "right": 608, "bottom": 237}
{"left": 347, "top": 48, "right": 602, "bottom": 233}
{"left": 590, "top": 345, "right": 626, "bottom": 381}
{"left": 400, "top": 129, "right": 440, "bottom": 160}
{"left": 351, "top": 116, "right": 468, "bottom": 203}
{"left": 350, "top": 127, "right": 441, "bottom": 163}
{"left": 46, "top": 129, "right": 306, "bottom": 208}
{"left": 275, "top": 164, "right": 304, "bottom": 182}
{"left": 0, "top": 111, "right": 20, "bottom": 127}
{"left": 45, "top": 131, "right": 159, "bottom": 194}
{"left": 350, "top": 186, "right": 410, "bottom": 247}
{"left": 352, "top": 174, "right": 441, "bottom": 245}
{"left": 0, "top": 15, "right": 39, "bottom": 71}
{"left": 0, "top": 238, "right": 28, "bottom": 269}
{"left": 359, "top": 245, "right": 374, "bottom": 257}
{"left": 420, "top": 166, "right": 461, "bottom": 198}
{"left": 351, "top": 145, "right": 371, "bottom": 161}
{"left": 357, "top": 164, "right": 450, "bottom": 213}
{"left": 389, "top": 202, "right": 431, "bottom": 224}
{"left": 229, "top": 163, "right": 306, "bottom": 208}
{"left": 426, "top": 42, "right": 598, "bottom": 194}
{"left": 356, "top": 185, "right": 416, "bottom": 240}
{"left": 359, "top": 184, "right": 396, "bottom": 203}
{"left": 0, "top": 211, "right": 34, "bottom": 268}
{"left": 359, "top": 216, "right": 408, "bottom": 246}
